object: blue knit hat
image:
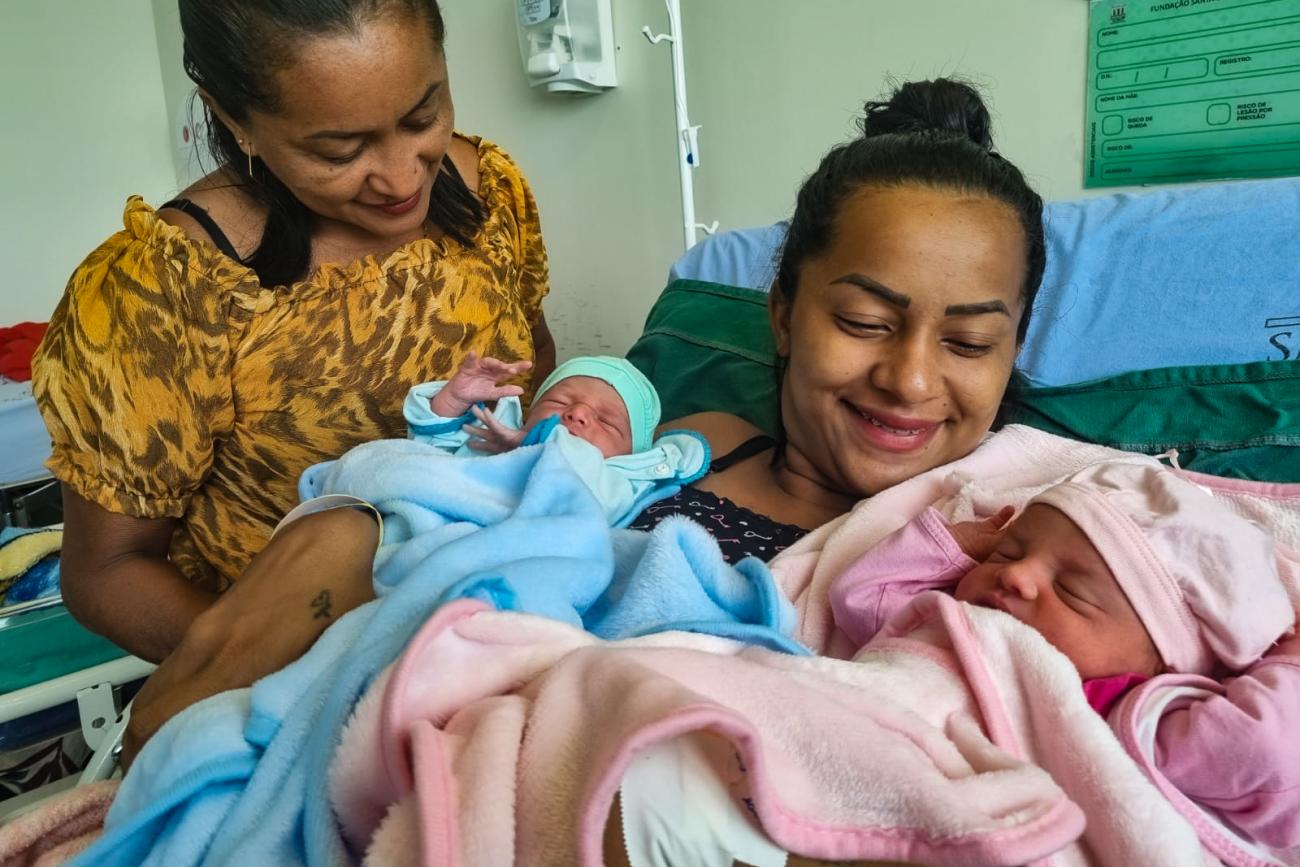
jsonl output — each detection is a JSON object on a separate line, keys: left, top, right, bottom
{"left": 533, "top": 356, "right": 661, "bottom": 452}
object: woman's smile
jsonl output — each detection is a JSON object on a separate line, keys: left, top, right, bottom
{"left": 366, "top": 188, "right": 425, "bottom": 217}
{"left": 842, "top": 400, "right": 942, "bottom": 454}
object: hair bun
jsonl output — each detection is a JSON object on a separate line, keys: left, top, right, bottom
{"left": 858, "top": 78, "right": 994, "bottom": 150}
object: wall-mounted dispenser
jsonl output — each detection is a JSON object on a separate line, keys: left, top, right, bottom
{"left": 517, "top": 0, "right": 617, "bottom": 94}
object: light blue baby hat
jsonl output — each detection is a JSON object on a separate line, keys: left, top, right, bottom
{"left": 533, "top": 356, "right": 661, "bottom": 452}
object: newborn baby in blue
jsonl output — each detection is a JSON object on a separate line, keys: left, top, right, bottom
{"left": 404, "top": 354, "right": 708, "bottom": 526}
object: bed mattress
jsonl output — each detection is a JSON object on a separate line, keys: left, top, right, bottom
{"left": 0, "top": 381, "right": 51, "bottom": 486}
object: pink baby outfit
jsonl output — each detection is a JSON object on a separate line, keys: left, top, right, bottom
{"left": 830, "top": 462, "right": 1300, "bottom": 858}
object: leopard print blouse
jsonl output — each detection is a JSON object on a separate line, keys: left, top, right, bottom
{"left": 33, "top": 136, "right": 548, "bottom": 591}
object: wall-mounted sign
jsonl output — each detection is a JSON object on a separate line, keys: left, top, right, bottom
{"left": 1086, "top": 0, "right": 1300, "bottom": 187}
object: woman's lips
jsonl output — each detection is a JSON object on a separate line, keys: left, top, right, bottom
{"left": 369, "top": 190, "right": 422, "bottom": 216}
{"left": 843, "top": 401, "right": 941, "bottom": 454}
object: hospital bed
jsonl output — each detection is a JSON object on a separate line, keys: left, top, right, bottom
{"left": 0, "top": 380, "right": 151, "bottom": 820}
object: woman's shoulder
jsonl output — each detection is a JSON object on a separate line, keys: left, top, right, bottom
{"left": 156, "top": 171, "right": 265, "bottom": 260}
{"left": 470, "top": 135, "right": 540, "bottom": 205}
{"left": 60, "top": 196, "right": 253, "bottom": 323}
{"left": 664, "top": 412, "right": 766, "bottom": 456}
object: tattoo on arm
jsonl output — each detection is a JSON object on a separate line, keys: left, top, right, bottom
{"left": 311, "top": 590, "right": 333, "bottom": 620}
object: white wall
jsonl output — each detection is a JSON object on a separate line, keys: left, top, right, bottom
{"left": 0, "top": 1, "right": 179, "bottom": 324}
{"left": 682, "top": 0, "right": 1094, "bottom": 234}
{"left": 439, "top": 0, "right": 685, "bottom": 358}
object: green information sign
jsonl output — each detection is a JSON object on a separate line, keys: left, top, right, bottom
{"left": 1086, "top": 0, "right": 1300, "bottom": 187}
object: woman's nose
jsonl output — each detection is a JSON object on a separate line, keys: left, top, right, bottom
{"left": 368, "top": 140, "right": 424, "bottom": 198}
{"left": 869, "top": 336, "right": 940, "bottom": 405}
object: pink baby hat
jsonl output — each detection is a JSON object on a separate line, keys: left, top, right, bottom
{"left": 1030, "top": 461, "right": 1293, "bottom": 675}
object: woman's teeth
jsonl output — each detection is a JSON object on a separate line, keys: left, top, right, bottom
{"left": 861, "top": 411, "right": 924, "bottom": 436}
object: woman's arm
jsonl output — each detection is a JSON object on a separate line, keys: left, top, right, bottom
{"left": 59, "top": 487, "right": 216, "bottom": 663}
{"left": 529, "top": 311, "right": 557, "bottom": 390}
{"left": 122, "top": 506, "right": 379, "bottom": 765}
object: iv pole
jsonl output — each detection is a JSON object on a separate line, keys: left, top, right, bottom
{"left": 643, "top": 0, "right": 718, "bottom": 251}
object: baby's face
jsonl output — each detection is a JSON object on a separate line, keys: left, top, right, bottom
{"left": 525, "top": 376, "right": 633, "bottom": 459}
{"left": 954, "top": 504, "right": 1162, "bottom": 680}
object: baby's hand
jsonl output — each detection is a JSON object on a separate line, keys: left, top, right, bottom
{"left": 463, "top": 404, "right": 527, "bottom": 454}
{"left": 430, "top": 352, "right": 532, "bottom": 418}
{"left": 947, "top": 505, "right": 1015, "bottom": 562}
{"left": 1266, "top": 607, "right": 1300, "bottom": 658}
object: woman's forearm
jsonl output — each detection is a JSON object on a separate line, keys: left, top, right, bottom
{"left": 122, "top": 507, "right": 379, "bottom": 766}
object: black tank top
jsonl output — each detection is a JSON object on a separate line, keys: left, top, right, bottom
{"left": 159, "top": 199, "right": 241, "bottom": 260}
{"left": 626, "top": 435, "right": 809, "bottom": 563}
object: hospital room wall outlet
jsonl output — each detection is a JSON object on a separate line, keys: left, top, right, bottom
{"left": 517, "top": 0, "right": 617, "bottom": 94}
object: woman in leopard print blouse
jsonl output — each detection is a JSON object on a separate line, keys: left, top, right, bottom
{"left": 33, "top": 0, "right": 554, "bottom": 664}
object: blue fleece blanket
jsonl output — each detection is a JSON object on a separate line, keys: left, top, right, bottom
{"left": 73, "top": 437, "right": 800, "bottom": 867}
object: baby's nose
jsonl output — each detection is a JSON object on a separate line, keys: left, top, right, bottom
{"left": 563, "top": 403, "right": 593, "bottom": 424}
{"left": 996, "top": 562, "right": 1041, "bottom": 601}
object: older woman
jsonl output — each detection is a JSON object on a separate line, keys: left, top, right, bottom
{"left": 34, "top": 0, "right": 554, "bottom": 664}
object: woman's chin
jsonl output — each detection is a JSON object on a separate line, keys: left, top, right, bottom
{"left": 840, "top": 435, "right": 955, "bottom": 496}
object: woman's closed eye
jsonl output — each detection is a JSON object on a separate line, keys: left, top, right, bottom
{"left": 403, "top": 113, "right": 439, "bottom": 132}
{"left": 320, "top": 146, "right": 365, "bottom": 165}
{"left": 317, "top": 114, "right": 438, "bottom": 165}
{"left": 834, "top": 315, "right": 890, "bottom": 337}
{"left": 942, "top": 333, "right": 998, "bottom": 358}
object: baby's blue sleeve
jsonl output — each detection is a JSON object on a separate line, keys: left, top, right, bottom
{"left": 403, "top": 381, "right": 525, "bottom": 456}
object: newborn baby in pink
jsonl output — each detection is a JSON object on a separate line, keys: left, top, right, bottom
{"left": 830, "top": 461, "right": 1300, "bottom": 850}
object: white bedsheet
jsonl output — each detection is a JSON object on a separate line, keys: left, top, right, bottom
{"left": 0, "top": 379, "right": 51, "bottom": 485}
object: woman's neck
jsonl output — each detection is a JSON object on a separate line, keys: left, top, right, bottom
{"left": 771, "top": 448, "right": 860, "bottom": 523}
{"left": 309, "top": 215, "right": 432, "bottom": 269}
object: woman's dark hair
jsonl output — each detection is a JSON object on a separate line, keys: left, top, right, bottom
{"left": 179, "top": 0, "right": 484, "bottom": 287}
{"left": 775, "top": 78, "right": 1046, "bottom": 345}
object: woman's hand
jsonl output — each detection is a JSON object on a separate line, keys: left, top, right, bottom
{"left": 429, "top": 352, "right": 532, "bottom": 417}
{"left": 122, "top": 507, "right": 380, "bottom": 766}
{"left": 947, "top": 505, "right": 1015, "bottom": 562}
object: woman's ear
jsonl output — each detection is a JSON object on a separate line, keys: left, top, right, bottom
{"left": 199, "top": 90, "right": 252, "bottom": 151}
{"left": 769, "top": 282, "right": 792, "bottom": 358}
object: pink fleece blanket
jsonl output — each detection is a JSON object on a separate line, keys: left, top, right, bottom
{"left": 771, "top": 424, "right": 1300, "bottom": 865}
{"left": 329, "top": 595, "right": 1228, "bottom": 866}
{"left": 0, "top": 780, "right": 116, "bottom": 866}
{"left": 771, "top": 425, "right": 1300, "bottom": 659}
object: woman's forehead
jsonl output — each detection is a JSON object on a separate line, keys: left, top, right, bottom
{"left": 264, "top": 14, "right": 444, "bottom": 128}
{"left": 814, "top": 184, "right": 1027, "bottom": 309}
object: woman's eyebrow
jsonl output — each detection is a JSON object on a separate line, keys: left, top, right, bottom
{"left": 832, "top": 273, "right": 910, "bottom": 308}
{"left": 945, "top": 300, "right": 1011, "bottom": 317}
{"left": 305, "top": 82, "right": 441, "bottom": 141}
